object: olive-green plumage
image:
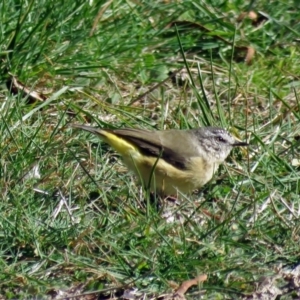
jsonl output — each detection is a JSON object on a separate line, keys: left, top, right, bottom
{"left": 73, "top": 125, "right": 247, "bottom": 195}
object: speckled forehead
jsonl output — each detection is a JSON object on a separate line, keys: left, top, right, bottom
{"left": 213, "top": 128, "right": 225, "bottom": 133}
{"left": 210, "top": 127, "right": 230, "bottom": 136}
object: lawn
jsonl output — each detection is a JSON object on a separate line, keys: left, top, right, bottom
{"left": 1, "top": 0, "right": 300, "bottom": 299}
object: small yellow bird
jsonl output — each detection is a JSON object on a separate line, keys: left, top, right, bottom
{"left": 73, "top": 125, "right": 248, "bottom": 195}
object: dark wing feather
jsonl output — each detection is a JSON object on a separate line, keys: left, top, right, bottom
{"left": 109, "top": 128, "right": 188, "bottom": 170}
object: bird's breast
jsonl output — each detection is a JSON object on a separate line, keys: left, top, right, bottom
{"left": 122, "top": 153, "right": 219, "bottom": 195}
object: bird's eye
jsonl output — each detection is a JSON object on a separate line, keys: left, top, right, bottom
{"left": 217, "top": 136, "right": 226, "bottom": 143}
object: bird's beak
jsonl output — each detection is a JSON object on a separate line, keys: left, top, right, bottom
{"left": 232, "top": 140, "right": 248, "bottom": 147}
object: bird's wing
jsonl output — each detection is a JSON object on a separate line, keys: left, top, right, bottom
{"left": 110, "top": 128, "right": 199, "bottom": 170}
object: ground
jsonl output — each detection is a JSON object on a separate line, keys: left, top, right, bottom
{"left": 0, "top": 1, "right": 300, "bottom": 299}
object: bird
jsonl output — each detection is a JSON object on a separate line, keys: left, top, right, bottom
{"left": 72, "top": 125, "right": 248, "bottom": 195}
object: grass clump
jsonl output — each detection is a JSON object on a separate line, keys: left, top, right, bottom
{"left": 0, "top": 0, "right": 300, "bottom": 299}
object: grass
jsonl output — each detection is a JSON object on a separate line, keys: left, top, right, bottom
{"left": 1, "top": 0, "right": 300, "bottom": 299}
